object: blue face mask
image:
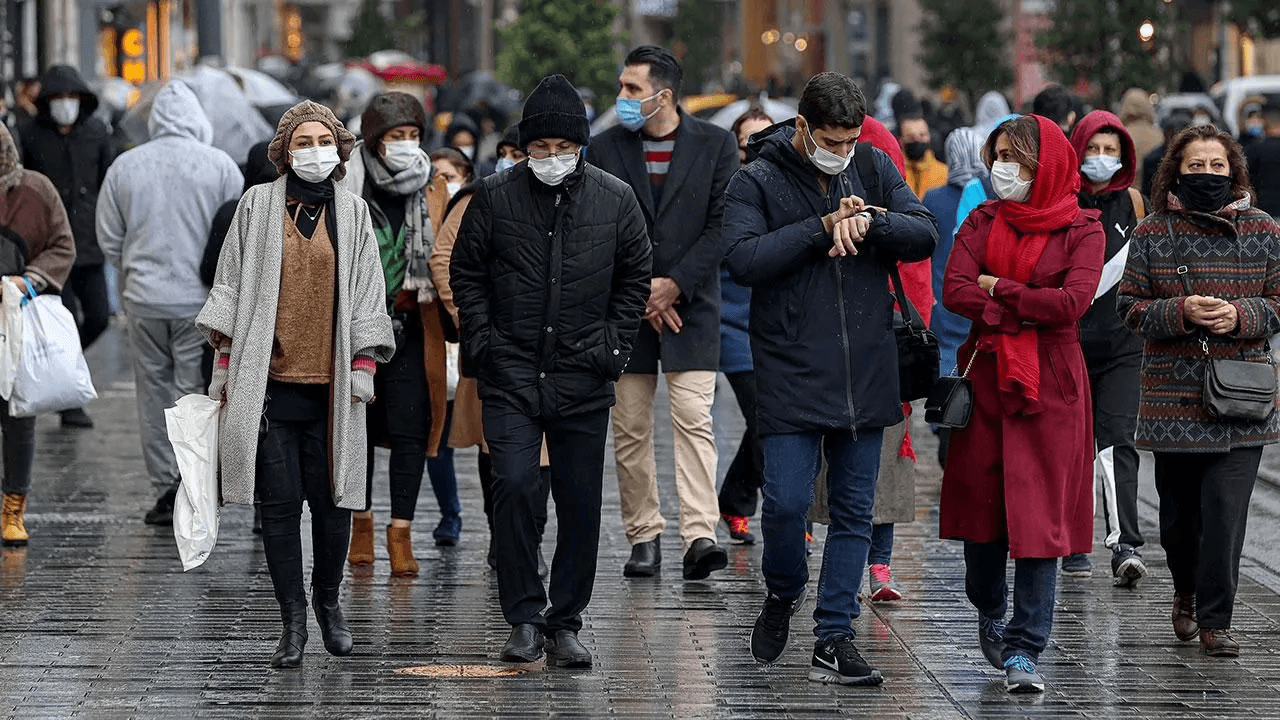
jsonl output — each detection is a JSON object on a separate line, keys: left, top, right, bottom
{"left": 495, "top": 157, "right": 517, "bottom": 173}
{"left": 1081, "top": 154, "right": 1123, "bottom": 184}
{"left": 616, "top": 91, "right": 663, "bottom": 131}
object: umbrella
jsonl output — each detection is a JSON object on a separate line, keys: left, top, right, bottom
{"left": 706, "top": 97, "right": 798, "bottom": 131}
{"left": 224, "top": 67, "right": 298, "bottom": 107}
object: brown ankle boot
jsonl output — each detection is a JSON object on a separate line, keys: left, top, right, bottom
{"left": 348, "top": 515, "right": 375, "bottom": 566}
{"left": 1171, "top": 593, "right": 1198, "bottom": 641}
{"left": 386, "top": 525, "right": 419, "bottom": 577}
{"left": 1200, "top": 628, "right": 1240, "bottom": 657}
{"left": 2, "top": 493, "right": 28, "bottom": 547}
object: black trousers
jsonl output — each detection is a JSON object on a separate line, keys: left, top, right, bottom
{"left": 1153, "top": 446, "right": 1261, "bottom": 630}
{"left": 256, "top": 416, "right": 351, "bottom": 606}
{"left": 718, "top": 371, "right": 763, "bottom": 518}
{"left": 482, "top": 400, "right": 609, "bottom": 633}
{"left": 59, "top": 263, "right": 110, "bottom": 350}
{"left": 1086, "top": 349, "right": 1143, "bottom": 549}
{"left": 479, "top": 450, "right": 549, "bottom": 539}
{"left": 364, "top": 311, "right": 430, "bottom": 520}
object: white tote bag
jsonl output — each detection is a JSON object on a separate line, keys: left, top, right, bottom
{"left": 166, "top": 394, "right": 221, "bottom": 571}
{"left": 8, "top": 291, "right": 97, "bottom": 417}
{"left": 0, "top": 278, "right": 23, "bottom": 400}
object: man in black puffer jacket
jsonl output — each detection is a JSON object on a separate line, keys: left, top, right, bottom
{"left": 724, "top": 72, "right": 935, "bottom": 686}
{"left": 451, "top": 74, "right": 652, "bottom": 669}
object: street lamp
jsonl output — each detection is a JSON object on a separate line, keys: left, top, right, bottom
{"left": 1138, "top": 19, "right": 1155, "bottom": 44}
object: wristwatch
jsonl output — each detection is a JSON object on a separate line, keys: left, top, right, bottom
{"left": 988, "top": 279, "right": 998, "bottom": 297}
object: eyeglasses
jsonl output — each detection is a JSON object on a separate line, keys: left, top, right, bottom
{"left": 527, "top": 146, "right": 578, "bottom": 160}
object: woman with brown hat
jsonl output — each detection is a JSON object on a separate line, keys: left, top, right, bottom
{"left": 196, "top": 100, "right": 395, "bottom": 668}
{"left": 339, "top": 91, "right": 458, "bottom": 575}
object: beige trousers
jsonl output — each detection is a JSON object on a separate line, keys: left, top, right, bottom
{"left": 613, "top": 372, "right": 720, "bottom": 551}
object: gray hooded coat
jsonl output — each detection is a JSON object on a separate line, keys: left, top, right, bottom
{"left": 96, "top": 80, "right": 242, "bottom": 318}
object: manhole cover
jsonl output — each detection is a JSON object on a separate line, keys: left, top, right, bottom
{"left": 396, "top": 664, "right": 530, "bottom": 678}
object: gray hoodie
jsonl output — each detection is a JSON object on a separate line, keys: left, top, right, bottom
{"left": 96, "top": 80, "right": 242, "bottom": 318}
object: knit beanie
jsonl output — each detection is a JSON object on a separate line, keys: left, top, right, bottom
{"left": 267, "top": 100, "right": 357, "bottom": 182}
{"left": 361, "top": 92, "right": 427, "bottom": 147}
{"left": 496, "top": 124, "right": 520, "bottom": 154}
{"left": 518, "top": 74, "right": 589, "bottom": 148}
{"left": 0, "top": 123, "right": 21, "bottom": 195}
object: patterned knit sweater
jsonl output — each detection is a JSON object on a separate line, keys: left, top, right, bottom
{"left": 1117, "top": 194, "right": 1280, "bottom": 452}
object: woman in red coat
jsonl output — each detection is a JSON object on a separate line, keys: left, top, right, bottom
{"left": 940, "top": 115, "right": 1105, "bottom": 694}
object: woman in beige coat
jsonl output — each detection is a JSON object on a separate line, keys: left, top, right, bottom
{"left": 196, "top": 101, "right": 394, "bottom": 668}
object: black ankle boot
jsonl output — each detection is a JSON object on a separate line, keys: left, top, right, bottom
{"left": 312, "top": 585, "right": 353, "bottom": 656}
{"left": 271, "top": 600, "right": 308, "bottom": 668}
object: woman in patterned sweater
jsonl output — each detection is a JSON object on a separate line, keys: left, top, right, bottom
{"left": 1117, "top": 123, "right": 1280, "bottom": 659}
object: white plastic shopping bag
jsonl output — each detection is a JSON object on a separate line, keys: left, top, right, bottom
{"left": 446, "top": 342, "right": 460, "bottom": 400}
{"left": 166, "top": 394, "right": 221, "bottom": 571}
{"left": 0, "top": 278, "right": 23, "bottom": 399}
{"left": 8, "top": 287, "right": 97, "bottom": 416}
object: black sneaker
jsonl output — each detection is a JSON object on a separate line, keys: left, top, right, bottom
{"left": 144, "top": 487, "right": 178, "bottom": 526}
{"left": 1111, "top": 545, "right": 1148, "bottom": 588}
{"left": 750, "top": 587, "right": 807, "bottom": 664}
{"left": 808, "top": 637, "right": 884, "bottom": 686}
{"left": 1061, "top": 552, "right": 1092, "bottom": 577}
{"left": 60, "top": 407, "right": 94, "bottom": 429}
{"left": 978, "top": 615, "right": 1006, "bottom": 669}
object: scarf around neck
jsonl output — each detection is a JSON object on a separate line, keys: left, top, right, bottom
{"left": 984, "top": 114, "right": 1082, "bottom": 414}
{"left": 360, "top": 143, "right": 435, "bottom": 301}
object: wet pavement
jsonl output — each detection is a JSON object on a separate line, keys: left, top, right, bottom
{"left": 5, "top": 323, "right": 1280, "bottom": 718}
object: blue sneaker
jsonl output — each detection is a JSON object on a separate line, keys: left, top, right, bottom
{"left": 1004, "top": 655, "right": 1045, "bottom": 693}
{"left": 1061, "top": 553, "right": 1092, "bottom": 577}
{"left": 433, "top": 515, "right": 462, "bottom": 546}
{"left": 978, "top": 615, "right": 1006, "bottom": 669}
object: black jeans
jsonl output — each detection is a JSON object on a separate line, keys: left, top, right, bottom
{"left": 482, "top": 400, "right": 609, "bottom": 633}
{"left": 1086, "top": 349, "right": 1143, "bottom": 549}
{"left": 256, "top": 415, "right": 351, "bottom": 605}
{"left": 1153, "top": 446, "right": 1261, "bottom": 630}
{"left": 964, "top": 541, "right": 1058, "bottom": 662}
{"left": 479, "top": 451, "right": 549, "bottom": 539}
{"left": 364, "top": 311, "right": 430, "bottom": 521}
{"left": 718, "top": 371, "right": 762, "bottom": 518}
{"left": 0, "top": 399, "right": 35, "bottom": 495}
{"left": 59, "top": 264, "right": 110, "bottom": 350}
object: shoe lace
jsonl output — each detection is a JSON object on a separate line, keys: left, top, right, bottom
{"left": 760, "top": 594, "right": 792, "bottom": 633}
{"left": 727, "top": 516, "right": 751, "bottom": 535}
{"left": 832, "top": 637, "right": 865, "bottom": 663}
{"left": 869, "top": 564, "right": 892, "bottom": 584}
{"left": 1004, "top": 655, "right": 1036, "bottom": 674}
{"left": 979, "top": 616, "right": 1006, "bottom": 641}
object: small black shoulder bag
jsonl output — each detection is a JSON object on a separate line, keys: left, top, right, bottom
{"left": 1165, "top": 216, "right": 1276, "bottom": 421}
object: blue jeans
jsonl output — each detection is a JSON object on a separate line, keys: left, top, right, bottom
{"left": 868, "top": 523, "right": 894, "bottom": 566}
{"left": 964, "top": 541, "right": 1057, "bottom": 662}
{"left": 761, "top": 428, "right": 883, "bottom": 642}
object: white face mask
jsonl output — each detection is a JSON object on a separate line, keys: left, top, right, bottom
{"left": 802, "top": 126, "right": 852, "bottom": 175}
{"left": 290, "top": 146, "right": 341, "bottom": 183}
{"left": 49, "top": 97, "right": 80, "bottom": 126}
{"left": 382, "top": 140, "right": 421, "bottom": 173}
{"left": 991, "top": 161, "right": 1032, "bottom": 202}
{"left": 495, "top": 157, "right": 517, "bottom": 173}
{"left": 529, "top": 151, "right": 578, "bottom": 186}
{"left": 1080, "top": 154, "right": 1123, "bottom": 184}
{"left": 446, "top": 182, "right": 462, "bottom": 198}
{"left": 456, "top": 145, "right": 475, "bottom": 160}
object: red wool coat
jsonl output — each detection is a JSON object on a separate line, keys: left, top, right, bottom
{"left": 938, "top": 203, "right": 1105, "bottom": 559}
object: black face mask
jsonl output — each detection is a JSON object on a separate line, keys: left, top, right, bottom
{"left": 1176, "top": 173, "right": 1233, "bottom": 212}
{"left": 903, "top": 141, "right": 929, "bottom": 162}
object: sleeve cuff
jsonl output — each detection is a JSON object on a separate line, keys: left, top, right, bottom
{"left": 215, "top": 352, "right": 230, "bottom": 369}
{"left": 352, "top": 355, "right": 377, "bottom": 375}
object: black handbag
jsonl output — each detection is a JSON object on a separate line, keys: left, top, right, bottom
{"left": 1166, "top": 217, "right": 1276, "bottom": 421}
{"left": 888, "top": 263, "right": 940, "bottom": 402}
{"left": 924, "top": 349, "right": 977, "bottom": 428}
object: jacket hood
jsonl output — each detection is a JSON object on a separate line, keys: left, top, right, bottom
{"left": 945, "top": 127, "right": 986, "bottom": 187}
{"left": 148, "top": 81, "right": 214, "bottom": 144}
{"left": 445, "top": 112, "right": 480, "bottom": 143}
{"left": 975, "top": 92, "right": 1011, "bottom": 133}
{"left": 1070, "top": 110, "right": 1136, "bottom": 195}
{"left": 35, "top": 65, "right": 100, "bottom": 120}
{"left": 748, "top": 116, "right": 907, "bottom": 178}
{"left": 1119, "top": 89, "right": 1155, "bottom": 125}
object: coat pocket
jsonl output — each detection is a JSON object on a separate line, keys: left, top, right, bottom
{"left": 1046, "top": 345, "right": 1081, "bottom": 406}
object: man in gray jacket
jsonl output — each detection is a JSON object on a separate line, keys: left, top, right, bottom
{"left": 96, "top": 80, "right": 242, "bottom": 524}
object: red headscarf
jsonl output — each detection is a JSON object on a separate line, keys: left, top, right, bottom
{"left": 984, "top": 114, "right": 1082, "bottom": 412}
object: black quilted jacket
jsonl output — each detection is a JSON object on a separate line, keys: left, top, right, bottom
{"left": 450, "top": 157, "right": 652, "bottom": 418}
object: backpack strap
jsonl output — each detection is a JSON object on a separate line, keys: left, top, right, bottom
{"left": 1128, "top": 187, "right": 1146, "bottom": 220}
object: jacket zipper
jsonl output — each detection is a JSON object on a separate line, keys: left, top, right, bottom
{"left": 827, "top": 180, "right": 859, "bottom": 435}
